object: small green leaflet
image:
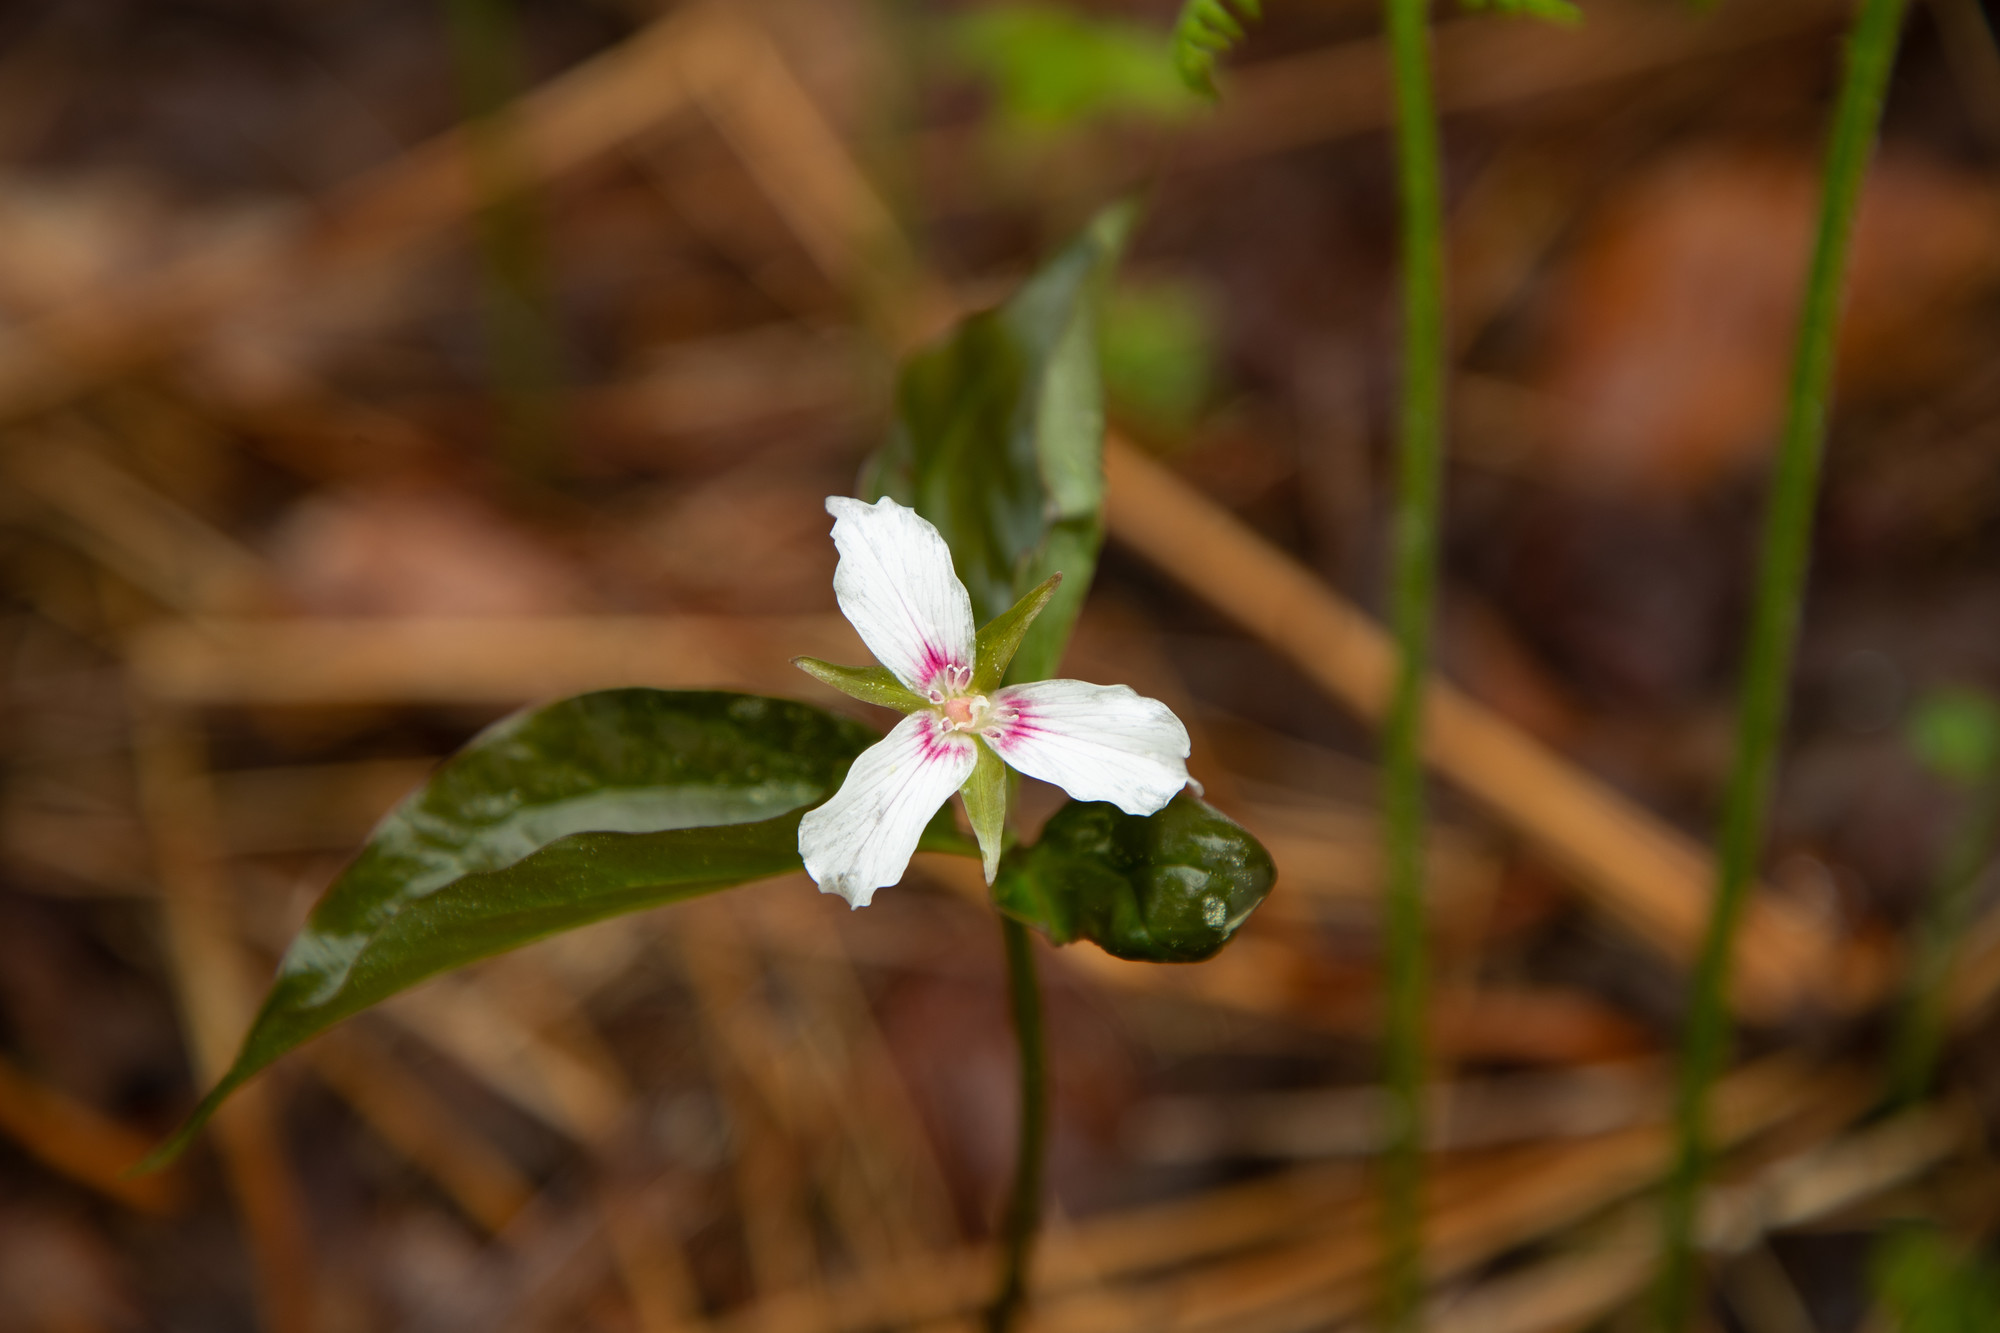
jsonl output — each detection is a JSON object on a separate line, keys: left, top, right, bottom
{"left": 993, "top": 793, "right": 1276, "bottom": 962}
{"left": 1171, "top": 0, "right": 1261, "bottom": 96}
{"left": 864, "top": 200, "right": 1135, "bottom": 687}
{"left": 145, "top": 689, "right": 970, "bottom": 1167}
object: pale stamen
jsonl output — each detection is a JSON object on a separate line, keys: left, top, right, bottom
{"left": 926, "top": 663, "right": 974, "bottom": 702}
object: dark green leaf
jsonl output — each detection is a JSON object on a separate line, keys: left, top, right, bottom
{"left": 993, "top": 793, "right": 1275, "bottom": 962}
{"left": 792, "top": 656, "right": 927, "bottom": 712}
{"left": 147, "top": 689, "right": 969, "bottom": 1166}
{"left": 864, "top": 200, "right": 1135, "bottom": 686}
{"left": 973, "top": 574, "right": 1062, "bottom": 693}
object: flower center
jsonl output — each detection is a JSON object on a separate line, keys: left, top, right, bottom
{"left": 926, "top": 662, "right": 974, "bottom": 700}
{"left": 940, "top": 693, "right": 990, "bottom": 731}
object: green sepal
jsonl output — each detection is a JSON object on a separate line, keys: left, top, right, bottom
{"left": 792, "top": 657, "right": 929, "bottom": 712}
{"left": 973, "top": 574, "right": 1063, "bottom": 694}
{"left": 992, "top": 793, "right": 1275, "bottom": 963}
{"left": 961, "top": 739, "right": 1011, "bottom": 883}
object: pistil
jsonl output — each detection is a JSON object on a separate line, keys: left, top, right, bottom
{"left": 941, "top": 694, "right": 990, "bottom": 731}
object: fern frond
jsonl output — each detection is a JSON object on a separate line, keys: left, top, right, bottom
{"left": 1171, "top": 0, "right": 1261, "bottom": 96}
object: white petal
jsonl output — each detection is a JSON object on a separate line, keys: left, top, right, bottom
{"left": 800, "top": 709, "right": 977, "bottom": 907}
{"left": 826, "top": 496, "right": 976, "bottom": 695}
{"left": 984, "top": 680, "right": 1191, "bottom": 816}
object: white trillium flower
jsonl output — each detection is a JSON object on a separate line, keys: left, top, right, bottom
{"left": 796, "top": 496, "right": 1193, "bottom": 907}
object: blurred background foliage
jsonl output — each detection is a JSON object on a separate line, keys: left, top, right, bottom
{"left": 1873, "top": 1227, "right": 2000, "bottom": 1333}
{"left": 1099, "top": 276, "right": 1219, "bottom": 440}
{"left": 1909, "top": 688, "right": 2000, "bottom": 786}
{"left": 0, "top": 0, "right": 1998, "bottom": 1329}
{"left": 947, "top": 4, "right": 1200, "bottom": 133}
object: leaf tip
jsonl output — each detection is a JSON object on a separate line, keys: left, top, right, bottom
{"left": 128, "top": 1095, "right": 221, "bottom": 1177}
{"left": 127, "top": 1139, "right": 185, "bottom": 1179}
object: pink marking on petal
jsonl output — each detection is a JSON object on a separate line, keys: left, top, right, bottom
{"left": 982, "top": 702, "right": 1049, "bottom": 756}
{"left": 915, "top": 712, "right": 971, "bottom": 765}
{"left": 914, "top": 643, "right": 957, "bottom": 693}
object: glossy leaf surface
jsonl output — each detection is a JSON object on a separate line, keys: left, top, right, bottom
{"left": 152, "top": 689, "right": 967, "bottom": 1164}
{"left": 864, "top": 201, "right": 1133, "bottom": 685}
{"left": 993, "top": 793, "right": 1275, "bottom": 962}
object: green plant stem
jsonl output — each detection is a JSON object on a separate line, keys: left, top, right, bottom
{"left": 1380, "top": 0, "right": 1448, "bottom": 1320}
{"left": 1658, "top": 0, "right": 1909, "bottom": 1324}
{"left": 988, "top": 914, "right": 1048, "bottom": 1333}
{"left": 1887, "top": 768, "right": 2000, "bottom": 1107}
{"left": 445, "top": 0, "right": 564, "bottom": 485}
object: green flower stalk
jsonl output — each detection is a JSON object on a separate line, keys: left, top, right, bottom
{"left": 1379, "top": 0, "right": 1449, "bottom": 1321}
{"left": 1658, "top": 0, "right": 1911, "bottom": 1325}
{"left": 988, "top": 915, "right": 1048, "bottom": 1333}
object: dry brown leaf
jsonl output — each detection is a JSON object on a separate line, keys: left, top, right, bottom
{"left": 1537, "top": 149, "right": 2000, "bottom": 493}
